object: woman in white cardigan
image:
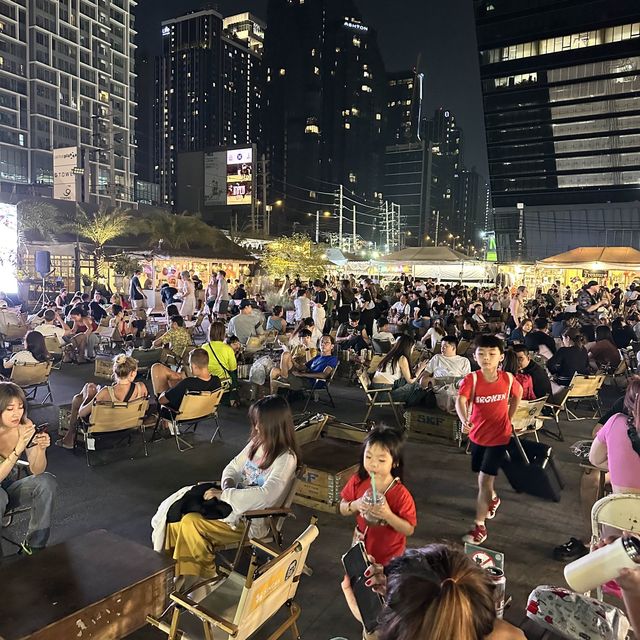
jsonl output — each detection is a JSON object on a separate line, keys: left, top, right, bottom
{"left": 164, "top": 395, "right": 301, "bottom": 579}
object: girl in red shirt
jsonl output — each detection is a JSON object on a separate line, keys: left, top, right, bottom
{"left": 340, "top": 426, "right": 417, "bottom": 566}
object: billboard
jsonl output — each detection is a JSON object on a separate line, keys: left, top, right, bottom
{"left": 0, "top": 203, "right": 18, "bottom": 293}
{"left": 53, "top": 146, "right": 80, "bottom": 201}
{"left": 204, "top": 151, "right": 227, "bottom": 206}
{"left": 226, "top": 147, "right": 253, "bottom": 206}
{"left": 485, "top": 231, "right": 497, "bottom": 262}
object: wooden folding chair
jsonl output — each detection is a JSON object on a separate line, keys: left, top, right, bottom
{"left": 147, "top": 521, "right": 319, "bottom": 640}
{"left": 43, "top": 335, "right": 63, "bottom": 370}
{"left": 510, "top": 395, "right": 548, "bottom": 442}
{"left": 77, "top": 396, "right": 150, "bottom": 466}
{"left": 10, "top": 361, "right": 54, "bottom": 405}
{"left": 357, "top": 368, "right": 402, "bottom": 428}
{"left": 216, "top": 464, "right": 308, "bottom": 573}
{"left": 153, "top": 388, "right": 224, "bottom": 452}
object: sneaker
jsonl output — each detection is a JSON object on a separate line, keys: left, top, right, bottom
{"left": 462, "top": 523, "right": 487, "bottom": 545}
{"left": 486, "top": 495, "right": 501, "bottom": 520}
{"left": 553, "top": 537, "right": 588, "bottom": 561}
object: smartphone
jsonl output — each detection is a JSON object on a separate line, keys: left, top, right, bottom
{"left": 341, "top": 542, "right": 383, "bottom": 634}
{"left": 26, "top": 423, "right": 48, "bottom": 448}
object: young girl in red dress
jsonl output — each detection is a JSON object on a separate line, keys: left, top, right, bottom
{"left": 339, "top": 426, "right": 417, "bottom": 566}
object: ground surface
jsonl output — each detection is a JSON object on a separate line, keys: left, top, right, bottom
{"left": 3, "top": 346, "right": 617, "bottom": 640}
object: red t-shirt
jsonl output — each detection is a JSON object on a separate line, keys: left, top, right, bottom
{"left": 458, "top": 370, "right": 522, "bottom": 447}
{"left": 340, "top": 474, "right": 417, "bottom": 566}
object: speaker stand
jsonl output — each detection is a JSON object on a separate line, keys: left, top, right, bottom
{"left": 33, "top": 275, "right": 53, "bottom": 313}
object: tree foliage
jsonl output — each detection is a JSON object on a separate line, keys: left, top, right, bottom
{"left": 136, "top": 210, "right": 212, "bottom": 250}
{"left": 68, "top": 204, "right": 131, "bottom": 249}
{"left": 17, "top": 199, "right": 61, "bottom": 240}
{"left": 261, "top": 234, "right": 327, "bottom": 280}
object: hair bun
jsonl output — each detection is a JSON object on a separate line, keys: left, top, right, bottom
{"left": 114, "top": 354, "right": 127, "bottom": 364}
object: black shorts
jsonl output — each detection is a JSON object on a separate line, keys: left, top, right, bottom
{"left": 470, "top": 442, "right": 508, "bottom": 476}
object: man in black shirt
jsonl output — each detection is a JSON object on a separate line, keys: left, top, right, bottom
{"left": 512, "top": 345, "right": 552, "bottom": 399}
{"left": 151, "top": 348, "right": 221, "bottom": 412}
{"left": 524, "top": 317, "right": 557, "bottom": 356}
{"left": 336, "top": 311, "right": 369, "bottom": 352}
{"left": 89, "top": 291, "right": 108, "bottom": 324}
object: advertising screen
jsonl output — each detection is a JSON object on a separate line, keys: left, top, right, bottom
{"left": 0, "top": 203, "right": 18, "bottom": 292}
{"left": 204, "top": 151, "right": 227, "bottom": 206}
{"left": 226, "top": 147, "right": 253, "bottom": 206}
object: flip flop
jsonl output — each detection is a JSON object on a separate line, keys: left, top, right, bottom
{"left": 54, "top": 439, "right": 74, "bottom": 450}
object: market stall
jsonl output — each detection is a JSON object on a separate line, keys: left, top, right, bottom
{"left": 535, "top": 247, "right": 640, "bottom": 288}
{"left": 375, "top": 247, "right": 496, "bottom": 283}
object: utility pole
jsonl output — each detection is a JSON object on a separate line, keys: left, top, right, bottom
{"left": 338, "top": 185, "right": 343, "bottom": 251}
{"left": 261, "top": 154, "right": 268, "bottom": 235}
{"left": 385, "top": 201, "right": 390, "bottom": 249}
{"left": 315, "top": 210, "right": 320, "bottom": 244}
{"left": 352, "top": 204, "right": 356, "bottom": 253}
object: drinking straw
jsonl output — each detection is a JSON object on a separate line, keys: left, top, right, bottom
{"left": 370, "top": 471, "right": 377, "bottom": 504}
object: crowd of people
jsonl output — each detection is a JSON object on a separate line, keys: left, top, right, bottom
{"left": 2, "top": 271, "right": 640, "bottom": 639}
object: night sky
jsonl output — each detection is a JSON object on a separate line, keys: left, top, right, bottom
{"left": 137, "top": 0, "right": 489, "bottom": 178}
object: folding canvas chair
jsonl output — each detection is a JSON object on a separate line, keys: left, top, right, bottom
{"left": 367, "top": 354, "right": 384, "bottom": 375}
{"left": 77, "top": 396, "right": 150, "bottom": 466}
{"left": 357, "top": 368, "right": 402, "bottom": 428}
{"left": 216, "top": 464, "right": 308, "bottom": 572}
{"left": 43, "top": 335, "right": 63, "bottom": 370}
{"left": 544, "top": 373, "right": 605, "bottom": 440}
{"left": 153, "top": 388, "right": 224, "bottom": 452}
{"left": 147, "top": 521, "right": 319, "bottom": 640}
{"left": 302, "top": 362, "right": 339, "bottom": 412}
{"left": 95, "top": 325, "right": 124, "bottom": 354}
{"left": 371, "top": 338, "right": 391, "bottom": 354}
{"left": 10, "top": 361, "right": 54, "bottom": 405}
{"left": 244, "top": 335, "right": 266, "bottom": 355}
{"left": 590, "top": 494, "right": 640, "bottom": 598}
{"left": 510, "top": 395, "right": 548, "bottom": 442}
{"left": 605, "top": 352, "right": 629, "bottom": 387}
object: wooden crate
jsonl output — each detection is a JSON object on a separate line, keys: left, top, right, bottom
{"left": 94, "top": 355, "right": 113, "bottom": 379}
{"left": 293, "top": 415, "right": 366, "bottom": 513}
{"left": 0, "top": 530, "right": 174, "bottom": 640}
{"left": 405, "top": 408, "right": 463, "bottom": 446}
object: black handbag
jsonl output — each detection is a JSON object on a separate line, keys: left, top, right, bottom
{"left": 166, "top": 482, "right": 233, "bottom": 523}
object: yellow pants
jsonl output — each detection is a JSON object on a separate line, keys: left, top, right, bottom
{"left": 165, "top": 513, "right": 245, "bottom": 578}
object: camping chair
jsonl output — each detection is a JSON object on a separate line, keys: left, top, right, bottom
{"left": 10, "top": 361, "right": 54, "bottom": 404}
{"left": 216, "top": 464, "right": 308, "bottom": 573}
{"left": 76, "top": 396, "right": 150, "bottom": 466}
{"left": 147, "top": 521, "right": 319, "bottom": 640}
{"left": 153, "top": 388, "right": 224, "bottom": 452}
{"left": 244, "top": 335, "right": 266, "bottom": 355}
{"left": 357, "top": 368, "right": 402, "bottom": 428}
{"left": 302, "top": 362, "right": 339, "bottom": 412}
{"left": 590, "top": 494, "right": 640, "bottom": 599}
{"left": 371, "top": 338, "right": 391, "bottom": 354}
{"left": 95, "top": 325, "right": 124, "bottom": 354}
{"left": 43, "top": 335, "right": 63, "bottom": 370}
{"left": 621, "top": 346, "right": 638, "bottom": 376}
{"left": 1, "top": 460, "right": 32, "bottom": 553}
{"left": 190, "top": 313, "right": 206, "bottom": 338}
{"left": 544, "top": 373, "right": 605, "bottom": 440}
{"left": 602, "top": 351, "right": 630, "bottom": 387}
{"left": 367, "top": 354, "right": 384, "bottom": 375}
{"left": 510, "top": 395, "right": 548, "bottom": 442}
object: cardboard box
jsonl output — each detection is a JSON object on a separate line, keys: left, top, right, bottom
{"left": 405, "top": 408, "right": 462, "bottom": 446}
{"left": 294, "top": 415, "right": 368, "bottom": 513}
{"left": 94, "top": 355, "right": 113, "bottom": 379}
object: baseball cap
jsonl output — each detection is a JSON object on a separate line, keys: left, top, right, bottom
{"left": 586, "top": 280, "right": 599, "bottom": 288}
{"left": 239, "top": 299, "right": 257, "bottom": 309}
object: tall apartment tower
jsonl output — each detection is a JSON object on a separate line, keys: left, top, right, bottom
{"left": 155, "top": 9, "right": 264, "bottom": 207}
{"left": 386, "top": 70, "right": 423, "bottom": 146}
{"left": 475, "top": 0, "right": 640, "bottom": 260}
{"left": 263, "top": 0, "right": 386, "bottom": 227}
{"left": 0, "top": 0, "right": 137, "bottom": 203}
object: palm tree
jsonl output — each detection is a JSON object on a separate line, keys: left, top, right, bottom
{"left": 67, "top": 204, "right": 131, "bottom": 277}
{"left": 137, "top": 210, "right": 216, "bottom": 251}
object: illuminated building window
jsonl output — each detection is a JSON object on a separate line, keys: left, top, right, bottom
{"left": 352, "top": 37, "right": 361, "bottom": 48}
{"left": 375, "top": 113, "right": 381, "bottom": 120}
{"left": 351, "top": 107, "right": 359, "bottom": 116}
{"left": 344, "top": 122, "right": 351, "bottom": 129}
{"left": 349, "top": 172, "right": 357, "bottom": 183}
{"left": 361, "top": 84, "right": 372, "bottom": 93}
{"left": 305, "top": 117, "right": 320, "bottom": 134}
{"left": 314, "top": 66, "right": 320, "bottom": 75}
{"left": 494, "top": 72, "right": 538, "bottom": 88}
{"left": 279, "top": 68, "right": 286, "bottom": 76}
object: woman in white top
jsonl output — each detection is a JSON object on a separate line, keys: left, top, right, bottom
{"left": 165, "top": 395, "right": 301, "bottom": 580}
{"left": 372, "top": 334, "right": 429, "bottom": 405}
{"left": 2, "top": 331, "right": 49, "bottom": 375}
{"left": 177, "top": 271, "right": 196, "bottom": 320}
{"left": 421, "top": 318, "right": 446, "bottom": 350}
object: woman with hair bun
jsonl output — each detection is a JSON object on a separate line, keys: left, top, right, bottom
{"left": 56, "top": 354, "right": 147, "bottom": 449}
{"left": 340, "top": 543, "right": 525, "bottom": 640}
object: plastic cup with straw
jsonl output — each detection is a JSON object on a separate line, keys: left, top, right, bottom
{"left": 370, "top": 471, "right": 378, "bottom": 505}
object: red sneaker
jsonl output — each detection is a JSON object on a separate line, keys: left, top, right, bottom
{"left": 486, "top": 495, "right": 501, "bottom": 520}
{"left": 462, "top": 523, "right": 487, "bottom": 545}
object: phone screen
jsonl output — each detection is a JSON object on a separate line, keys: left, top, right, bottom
{"left": 341, "top": 542, "right": 383, "bottom": 634}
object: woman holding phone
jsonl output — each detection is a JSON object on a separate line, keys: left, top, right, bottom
{"left": 0, "top": 382, "right": 56, "bottom": 553}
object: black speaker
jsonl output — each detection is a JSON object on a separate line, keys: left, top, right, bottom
{"left": 35, "top": 250, "right": 51, "bottom": 276}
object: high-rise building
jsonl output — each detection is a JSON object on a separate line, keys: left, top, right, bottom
{"left": 263, "top": 1, "right": 386, "bottom": 230}
{"left": 422, "top": 107, "right": 463, "bottom": 162}
{"left": 386, "top": 70, "right": 423, "bottom": 145}
{"left": 0, "top": 0, "right": 137, "bottom": 203}
{"left": 475, "top": 0, "right": 640, "bottom": 261}
{"left": 155, "top": 9, "right": 264, "bottom": 207}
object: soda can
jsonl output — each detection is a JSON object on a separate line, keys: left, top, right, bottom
{"left": 486, "top": 566, "right": 506, "bottom": 619}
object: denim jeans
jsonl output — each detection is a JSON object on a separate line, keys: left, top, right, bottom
{"left": 0, "top": 471, "right": 57, "bottom": 551}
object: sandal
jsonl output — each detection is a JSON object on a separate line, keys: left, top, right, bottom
{"left": 55, "top": 439, "right": 74, "bottom": 450}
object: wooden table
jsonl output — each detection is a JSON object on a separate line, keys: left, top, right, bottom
{"left": 0, "top": 529, "right": 174, "bottom": 640}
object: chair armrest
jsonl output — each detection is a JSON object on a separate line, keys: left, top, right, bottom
{"left": 170, "top": 593, "right": 238, "bottom": 635}
{"left": 242, "top": 507, "right": 293, "bottom": 519}
{"left": 249, "top": 538, "right": 281, "bottom": 558}
{"left": 368, "top": 386, "right": 394, "bottom": 393}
